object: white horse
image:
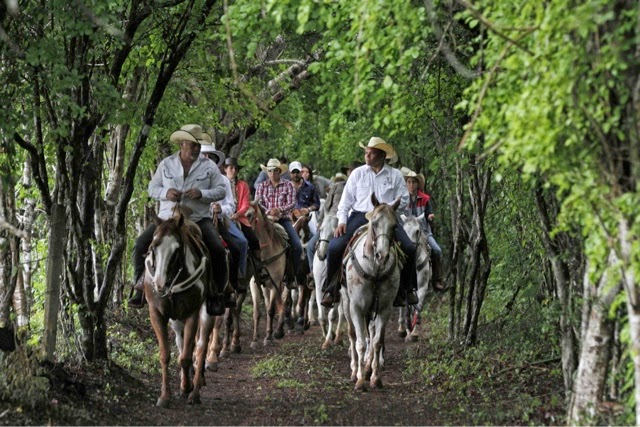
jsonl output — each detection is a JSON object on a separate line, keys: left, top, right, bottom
{"left": 341, "top": 195, "right": 401, "bottom": 391}
{"left": 312, "top": 214, "right": 346, "bottom": 349}
{"left": 397, "top": 214, "right": 432, "bottom": 342}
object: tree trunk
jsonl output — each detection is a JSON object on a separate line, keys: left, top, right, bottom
{"left": 568, "top": 253, "right": 622, "bottom": 424}
{"left": 43, "top": 203, "right": 65, "bottom": 361}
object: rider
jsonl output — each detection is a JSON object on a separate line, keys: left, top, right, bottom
{"left": 404, "top": 169, "right": 445, "bottom": 291}
{"left": 128, "top": 124, "right": 229, "bottom": 315}
{"left": 254, "top": 158, "right": 303, "bottom": 285}
{"left": 320, "top": 137, "right": 419, "bottom": 308}
{"left": 200, "top": 141, "right": 248, "bottom": 295}
{"left": 289, "top": 160, "right": 320, "bottom": 238}
{"left": 221, "top": 156, "right": 263, "bottom": 283}
{"left": 305, "top": 161, "right": 362, "bottom": 271}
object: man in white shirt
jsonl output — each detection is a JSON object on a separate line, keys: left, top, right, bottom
{"left": 128, "top": 124, "right": 229, "bottom": 315}
{"left": 320, "top": 137, "right": 418, "bottom": 308}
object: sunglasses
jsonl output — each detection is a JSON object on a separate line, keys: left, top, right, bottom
{"left": 267, "top": 168, "right": 280, "bottom": 173}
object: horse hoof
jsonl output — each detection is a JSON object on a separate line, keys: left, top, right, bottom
{"left": 354, "top": 379, "right": 368, "bottom": 391}
{"left": 220, "top": 350, "right": 229, "bottom": 359}
{"left": 156, "top": 398, "right": 169, "bottom": 408}
{"left": 398, "top": 330, "right": 407, "bottom": 339}
{"left": 371, "top": 378, "right": 383, "bottom": 389}
{"left": 250, "top": 341, "right": 259, "bottom": 349}
{"left": 231, "top": 344, "right": 242, "bottom": 354}
{"left": 350, "top": 374, "right": 357, "bottom": 383}
{"left": 188, "top": 394, "right": 202, "bottom": 405}
{"left": 321, "top": 341, "right": 331, "bottom": 350}
{"left": 206, "top": 361, "right": 219, "bottom": 372}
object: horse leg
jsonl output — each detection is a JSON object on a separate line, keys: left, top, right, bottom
{"left": 191, "top": 308, "right": 215, "bottom": 405}
{"left": 230, "top": 292, "right": 245, "bottom": 353}
{"left": 220, "top": 308, "right": 232, "bottom": 359}
{"left": 346, "top": 312, "right": 358, "bottom": 383}
{"left": 322, "top": 306, "right": 336, "bottom": 350}
{"left": 333, "top": 303, "right": 346, "bottom": 346}
{"left": 397, "top": 306, "right": 407, "bottom": 338}
{"left": 370, "top": 317, "right": 388, "bottom": 389}
{"left": 206, "top": 316, "right": 223, "bottom": 372}
{"left": 149, "top": 308, "right": 172, "bottom": 407}
{"left": 178, "top": 314, "right": 199, "bottom": 399}
{"left": 273, "top": 285, "right": 288, "bottom": 340}
{"left": 294, "top": 285, "right": 306, "bottom": 335}
{"left": 351, "top": 305, "right": 368, "bottom": 392}
{"left": 250, "top": 277, "right": 261, "bottom": 349}
{"left": 264, "top": 286, "right": 276, "bottom": 345}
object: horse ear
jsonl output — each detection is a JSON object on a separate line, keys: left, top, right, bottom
{"left": 400, "top": 214, "right": 407, "bottom": 222}
{"left": 390, "top": 196, "right": 401, "bottom": 211}
{"left": 417, "top": 213, "right": 425, "bottom": 222}
{"left": 371, "top": 193, "right": 379, "bottom": 207}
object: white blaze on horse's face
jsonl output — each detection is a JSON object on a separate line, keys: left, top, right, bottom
{"left": 370, "top": 206, "right": 397, "bottom": 264}
{"left": 146, "top": 234, "right": 181, "bottom": 294}
{"left": 403, "top": 217, "right": 422, "bottom": 243}
{"left": 317, "top": 215, "right": 338, "bottom": 260}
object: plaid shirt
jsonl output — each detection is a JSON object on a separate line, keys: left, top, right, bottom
{"left": 255, "top": 179, "right": 296, "bottom": 219}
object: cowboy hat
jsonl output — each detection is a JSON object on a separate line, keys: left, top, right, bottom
{"left": 358, "top": 136, "right": 397, "bottom": 164}
{"left": 169, "top": 124, "right": 205, "bottom": 144}
{"left": 404, "top": 170, "right": 425, "bottom": 190}
{"left": 200, "top": 137, "right": 226, "bottom": 167}
{"left": 260, "top": 158, "right": 287, "bottom": 173}
{"left": 332, "top": 172, "right": 347, "bottom": 183}
{"left": 223, "top": 157, "right": 243, "bottom": 170}
{"left": 340, "top": 160, "right": 364, "bottom": 175}
{"left": 399, "top": 166, "right": 412, "bottom": 177}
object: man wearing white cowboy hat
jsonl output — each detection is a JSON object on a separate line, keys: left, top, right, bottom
{"left": 255, "top": 158, "right": 303, "bottom": 282}
{"left": 199, "top": 134, "right": 249, "bottom": 295}
{"left": 404, "top": 169, "right": 445, "bottom": 291}
{"left": 128, "top": 124, "right": 230, "bottom": 315}
{"left": 320, "top": 136, "right": 419, "bottom": 308}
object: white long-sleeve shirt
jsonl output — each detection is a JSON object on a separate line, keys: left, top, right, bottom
{"left": 148, "top": 152, "right": 226, "bottom": 221}
{"left": 215, "top": 175, "right": 236, "bottom": 218}
{"left": 337, "top": 164, "right": 409, "bottom": 225}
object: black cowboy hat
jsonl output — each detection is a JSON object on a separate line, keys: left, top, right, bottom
{"left": 341, "top": 160, "right": 363, "bottom": 175}
{"left": 224, "top": 157, "right": 243, "bottom": 169}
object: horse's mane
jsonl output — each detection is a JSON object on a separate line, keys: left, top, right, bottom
{"left": 154, "top": 212, "right": 206, "bottom": 256}
{"left": 251, "top": 201, "right": 289, "bottom": 243}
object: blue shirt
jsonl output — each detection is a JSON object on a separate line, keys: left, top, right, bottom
{"left": 295, "top": 179, "right": 320, "bottom": 210}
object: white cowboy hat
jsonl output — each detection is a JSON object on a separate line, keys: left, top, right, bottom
{"left": 332, "top": 172, "right": 347, "bottom": 183}
{"left": 200, "top": 137, "right": 226, "bottom": 166}
{"left": 169, "top": 124, "right": 205, "bottom": 144}
{"left": 358, "top": 136, "right": 397, "bottom": 164}
{"left": 260, "top": 158, "right": 287, "bottom": 173}
{"left": 404, "top": 170, "right": 425, "bottom": 190}
{"left": 399, "top": 166, "right": 412, "bottom": 177}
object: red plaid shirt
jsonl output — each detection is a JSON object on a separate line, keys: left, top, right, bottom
{"left": 255, "top": 179, "right": 296, "bottom": 218}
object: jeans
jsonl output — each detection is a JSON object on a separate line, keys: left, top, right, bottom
{"left": 306, "top": 231, "right": 320, "bottom": 270}
{"left": 323, "top": 211, "right": 417, "bottom": 292}
{"left": 277, "top": 218, "right": 302, "bottom": 274}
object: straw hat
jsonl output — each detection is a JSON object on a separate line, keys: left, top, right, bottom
{"left": 260, "top": 158, "right": 287, "bottom": 173}
{"left": 404, "top": 170, "right": 425, "bottom": 190}
{"left": 399, "top": 166, "right": 412, "bottom": 177}
{"left": 169, "top": 124, "right": 205, "bottom": 144}
{"left": 358, "top": 137, "right": 397, "bottom": 164}
{"left": 332, "top": 172, "right": 347, "bottom": 183}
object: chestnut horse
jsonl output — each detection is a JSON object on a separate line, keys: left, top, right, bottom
{"left": 247, "top": 200, "right": 289, "bottom": 347}
{"left": 144, "top": 210, "right": 215, "bottom": 407}
{"left": 341, "top": 195, "right": 401, "bottom": 391}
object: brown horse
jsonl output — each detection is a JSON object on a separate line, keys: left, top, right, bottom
{"left": 247, "top": 200, "right": 289, "bottom": 347}
{"left": 144, "top": 210, "right": 215, "bottom": 407}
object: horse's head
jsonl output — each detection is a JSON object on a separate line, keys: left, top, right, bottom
{"left": 145, "top": 213, "right": 188, "bottom": 295}
{"left": 366, "top": 194, "right": 400, "bottom": 264}
{"left": 317, "top": 214, "right": 338, "bottom": 260}
{"left": 401, "top": 214, "right": 424, "bottom": 244}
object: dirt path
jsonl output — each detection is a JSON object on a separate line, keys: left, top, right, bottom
{"left": 101, "top": 312, "right": 455, "bottom": 426}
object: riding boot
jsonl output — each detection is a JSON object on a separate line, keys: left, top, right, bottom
{"left": 127, "top": 276, "right": 145, "bottom": 308}
{"left": 432, "top": 255, "right": 446, "bottom": 292}
{"left": 320, "top": 274, "right": 341, "bottom": 308}
{"left": 251, "top": 249, "right": 271, "bottom": 284}
{"left": 234, "top": 275, "right": 247, "bottom": 293}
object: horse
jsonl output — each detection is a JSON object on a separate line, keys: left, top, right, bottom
{"left": 143, "top": 210, "right": 215, "bottom": 407}
{"left": 397, "top": 214, "right": 432, "bottom": 342}
{"left": 246, "top": 200, "right": 290, "bottom": 347}
{"left": 290, "top": 210, "right": 315, "bottom": 334}
{"left": 312, "top": 213, "right": 346, "bottom": 349}
{"left": 341, "top": 195, "right": 402, "bottom": 391}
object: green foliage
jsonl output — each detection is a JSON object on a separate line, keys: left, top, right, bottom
{"left": 0, "top": 350, "right": 49, "bottom": 410}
